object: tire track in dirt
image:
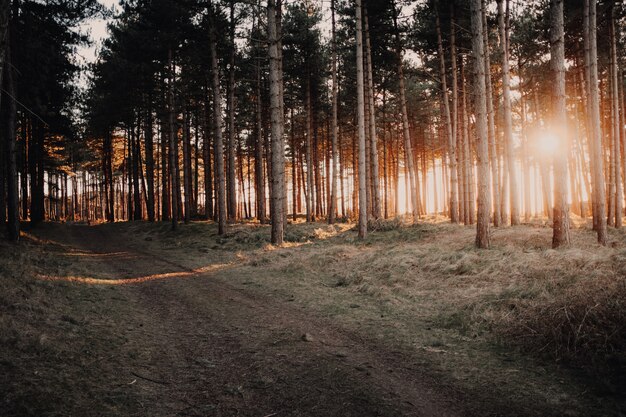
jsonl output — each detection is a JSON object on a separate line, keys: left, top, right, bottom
{"left": 57, "top": 225, "right": 484, "bottom": 417}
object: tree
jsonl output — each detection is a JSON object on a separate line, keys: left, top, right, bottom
{"left": 392, "top": 0, "right": 418, "bottom": 222}
{"left": 550, "top": 0, "right": 569, "bottom": 248}
{"left": 434, "top": 0, "right": 458, "bottom": 223}
{"left": 497, "top": 0, "right": 519, "bottom": 226}
{"left": 209, "top": 2, "right": 227, "bottom": 235}
{"left": 470, "top": 0, "right": 491, "bottom": 248}
{"left": 356, "top": 0, "right": 367, "bottom": 238}
{"left": 585, "top": 0, "right": 607, "bottom": 245}
{"left": 3, "top": 25, "right": 18, "bottom": 241}
{"left": 268, "top": 0, "right": 285, "bottom": 245}
{"left": 328, "top": 0, "right": 339, "bottom": 225}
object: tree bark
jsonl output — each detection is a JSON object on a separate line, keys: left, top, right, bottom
{"left": 550, "top": 0, "right": 570, "bottom": 248}
{"left": 167, "top": 49, "right": 179, "bottom": 230}
{"left": 585, "top": 0, "right": 607, "bottom": 245}
{"left": 209, "top": 5, "right": 226, "bottom": 235}
{"left": 4, "top": 35, "right": 18, "bottom": 240}
{"left": 479, "top": 1, "right": 500, "bottom": 227}
{"left": 226, "top": 0, "right": 237, "bottom": 222}
{"left": 182, "top": 108, "right": 192, "bottom": 224}
{"left": 497, "top": 0, "right": 519, "bottom": 225}
{"left": 356, "top": 0, "right": 367, "bottom": 238}
{"left": 470, "top": 0, "right": 491, "bottom": 248}
{"left": 255, "top": 47, "right": 265, "bottom": 223}
{"left": 268, "top": 0, "right": 285, "bottom": 244}
{"left": 145, "top": 104, "right": 155, "bottom": 222}
{"left": 329, "top": 0, "right": 339, "bottom": 225}
{"left": 305, "top": 77, "right": 314, "bottom": 222}
{"left": 609, "top": 2, "right": 621, "bottom": 229}
{"left": 435, "top": 1, "right": 458, "bottom": 223}
{"left": 364, "top": 8, "right": 380, "bottom": 220}
{"left": 392, "top": 1, "right": 418, "bottom": 221}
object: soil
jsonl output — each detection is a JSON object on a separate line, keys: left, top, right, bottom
{"left": 3, "top": 221, "right": 622, "bottom": 416}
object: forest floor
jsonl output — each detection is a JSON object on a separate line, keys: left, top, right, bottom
{"left": 1, "top": 218, "right": 625, "bottom": 416}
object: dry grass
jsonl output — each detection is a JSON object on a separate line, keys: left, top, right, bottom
{"left": 0, "top": 227, "right": 138, "bottom": 416}
{"left": 124, "top": 217, "right": 626, "bottom": 387}
{"left": 127, "top": 217, "right": 626, "bottom": 394}
{"left": 3, "top": 218, "right": 625, "bottom": 415}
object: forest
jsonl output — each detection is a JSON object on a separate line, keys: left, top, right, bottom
{"left": 1, "top": 0, "right": 626, "bottom": 416}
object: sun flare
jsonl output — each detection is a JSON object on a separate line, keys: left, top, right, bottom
{"left": 535, "top": 132, "right": 560, "bottom": 156}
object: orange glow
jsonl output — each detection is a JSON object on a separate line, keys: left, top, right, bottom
{"left": 62, "top": 251, "right": 131, "bottom": 258}
{"left": 38, "top": 264, "right": 230, "bottom": 286}
{"left": 535, "top": 131, "right": 560, "bottom": 156}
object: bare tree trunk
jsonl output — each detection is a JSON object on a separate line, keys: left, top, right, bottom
{"left": 392, "top": 1, "right": 418, "bottom": 221}
{"left": 203, "top": 98, "right": 213, "bottom": 219}
{"left": 268, "top": 0, "right": 285, "bottom": 244}
{"left": 329, "top": 0, "right": 339, "bottom": 225}
{"left": 497, "top": 0, "right": 519, "bottom": 225}
{"left": 461, "top": 61, "right": 471, "bottom": 224}
{"left": 182, "top": 109, "right": 192, "bottom": 224}
{"left": 519, "top": 59, "right": 531, "bottom": 222}
{"left": 0, "top": 0, "right": 9, "bottom": 113}
{"left": 145, "top": 105, "right": 155, "bottom": 222}
{"left": 550, "top": 0, "right": 570, "bottom": 247}
{"left": 470, "top": 0, "right": 491, "bottom": 248}
{"left": 290, "top": 108, "right": 297, "bottom": 221}
{"left": 481, "top": 0, "right": 500, "bottom": 227}
{"left": 585, "top": 0, "right": 607, "bottom": 245}
{"left": 4, "top": 36, "right": 18, "bottom": 240}
{"left": 226, "top": 0, "right": 237, "bottom": 222}
{"left": 436, "top": 0, "right": 458, "bottom": 223}
{"left": 364, "top": 8, "right": 380, "bottom": 220}
{"left": 167, "top": 49, "right": 179, "bottom": 230}
{"left": 160, "top": 83, "right": 170, "bottom": 221}
{"left": 305, "top": 78, "right": 314, "bottom": 222}
{"left": 208, "top": 6, "right": 226, "bottom": 235}
{"left": 356, "top": 0, "right": 367, "bottom": 237}
{"left": 609, "top": 2, "right": 621, "bottom": 229}
{"left": 254, "top": 29, "right": 265, "bottom": 224}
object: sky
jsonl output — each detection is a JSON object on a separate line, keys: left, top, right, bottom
{"left": 76, "top": 0, "right": 118, "bottom": 65}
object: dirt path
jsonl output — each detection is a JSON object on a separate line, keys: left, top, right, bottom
{"left": 49, "top": 225, "right": 502, "bottom": 417}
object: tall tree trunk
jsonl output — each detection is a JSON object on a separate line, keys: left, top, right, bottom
{"left": 392, "top": 1, "right": 418, "bottom": 221}
{"left": 364, "top": 7, "right": 380, "bottom": 220}
{"left": 470, "top": 0, "right": 491, "bottom": 248}
{"left": 329, "top": 0, "right": 339, "bottom": 225}
{"left": 609, "top": 2, "right": 621, "bottom": 229}
{"left": 497, "top": 0, "right": 519, "bottom": 225}
{"left": 209, "top": 6, "right": 226, "bottom": 235}
{"left": 254, "top": 35, "right": 265, "bottom": 223}
{"left": 4, "top": 36, "right": 18, "bottom": 240}
{"left": 132, "top": 122, "right": 142, "bottom": 220}
{"left": 356, "top": 0, "right": 367, "bottom": 238}
{"left": 182, "top": 108, "right": 192, "bottom": 224}
{"left": 0, "top": 0, "right": 9, "bottom": 113}
{"left": 145, "top": 105, "right": 155, "bottom": 222}
{"left": 167, "top": 49, "right": 179, "bottom": 230}
{"left": 550, "top": 0, "right": 570, "bottom": 247}
{"left": 443, "top": 0, "right": 459, "bottom": 223}
{"left": 268, "top": 0, "right": 285, "bottom": 244}
{"left": 203, "top": 97, "right": 213, "bottom": 219}
{"left": 20, "top": 117, "right": 27, "bottom": 220}
{"left": 585, "top": 0, "right": 607, "bottom": 245}
{"left": 225, "top": 0, "right": 237, "bottom": 222}
{"left": 290, "top": 108, "right": 297, "bottom": 221}
{"left": 519, "top": 60, "right": 531, "bottom": 222}
{"left": 160, "top": 114, "right": 170, "bottom": 221}
{"left": 305, "top": 77, "right": 314, "bottom": 222}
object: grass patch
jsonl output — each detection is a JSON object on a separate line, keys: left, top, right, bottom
{"left": 0, "top": 230, "right": 138, "bottom": 417}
